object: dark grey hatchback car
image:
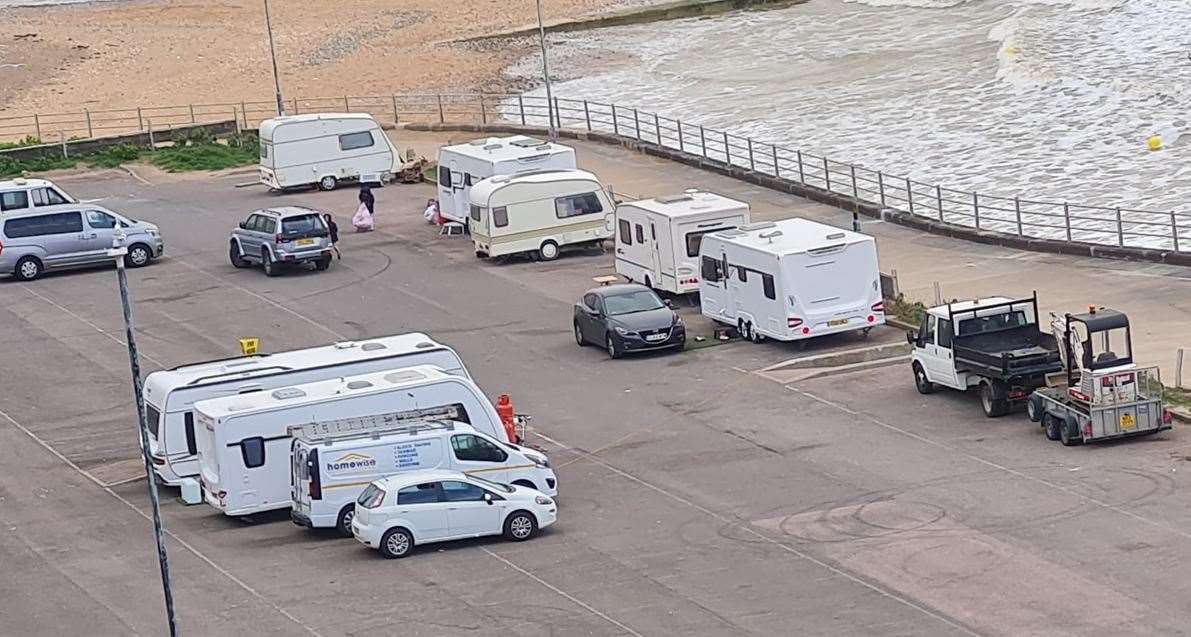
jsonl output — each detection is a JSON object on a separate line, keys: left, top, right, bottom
{"left": 574, "top": 283, "right": 685, "bottom": 358}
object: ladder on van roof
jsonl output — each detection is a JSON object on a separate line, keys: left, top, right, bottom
{"left": 288, "top": 405, "right": 462, "bottom": 445}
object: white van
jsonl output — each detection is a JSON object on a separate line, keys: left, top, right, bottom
{"left": 258, "top": 113, "right": 399, "bottom": 191}
{"left": 291, "top": 413, "right": 555, "bottom": 536}
{"left": 0, "top": 178, "right": 76, "bottom": 214}
{"left": 143, "top": 333, "right": 468, "bottom": 486}
{"left": 469, "top": 169, "right": 614, "bottom": 261}
{"left": 699, "top": 219, "right": 885, "bottom": 342}
{"left": 195, "top": 365, "right": 511, "bottom": 517}
{"left": 614, "top": 190, "right": 750, "bottom": 294}
{"left": 437, "top": 135, "right": 576, "bottom": 223}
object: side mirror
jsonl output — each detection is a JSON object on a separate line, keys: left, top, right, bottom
{"left": 483, "top": 493, "right": 493, "bottom": 505}
{"left": 238, "top": 221, "right": 248, "bottom": 229}
{"left": 663, "top": 299, "right": 674, "bottom": 308}
{"left": 906, "top": 332, "right": 915, "bottom": 345}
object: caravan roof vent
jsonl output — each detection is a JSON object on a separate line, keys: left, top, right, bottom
{"left": 759, "top": 230, "right": 784, "bottom": 243}
{"left": 272, "top": 387, "right": 307, "bottom": 400}
{"left": 414, "top": 341, "right": 437, "bottom": 349}
{"left": 509, "top": 137, "right": 545, "bottom": 148}
{"left": 656, "top": 194, "right": 694, "bottom": 204}
{"left": 491, "top": 174, "right": 513, "bottom": 184}
{"left": 741, "top": 221, "right": 777, "bottom": 232}
{"left": 483, "top": 143, "right": 502, "bottom": 151}
{"left": 469, "top": 138, "right": 494, "bottom": 146}
{"left": 825, "top": 232, "right": 846, "bottom": 240}
{"left": 333, "top": 341, "right": 357, "bottom": 350}
{"left": 719, "top": 228, "right": 747, "bottom": 238}
{"left": 345, "top": 380, "right": 374, "bottom": 390}
{"left": 384, "top": 369, "right": 427, "bottom": 384}
{"left": 360, "top": 342, "right": 387, "bottom": 352}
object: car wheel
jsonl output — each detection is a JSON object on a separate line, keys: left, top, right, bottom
{"left": 574, "top": 322, "right": 586, "bottom": 347}
{"left": 125, "top": 243, "right": 152, "bottom": 268}
{"left": 379, "top": 527, "right": 414, "bottom": 559}
{"left": 1044, "top": 413, "right": 1061, "bottom": 441}
{"left": 315, "top": 256, "right": 331, "bottom": 271}
{"left": 1026, "top": 395, "right": 1042, "bottom": 423}
{"left": 262, "top": 249, "right": 280, "bottom": 277}
{"left": 335, "top": 505, "right": 356, "bottom": 538}
{"left": 980, "top": 382, "right": 1009, "bottom": 418}
{"left": 229, "top": 241, "right": 250, "bottom": 268}
{"left": 14, "top": 256, "right": 42, "bottom": 281}
{"left": 912, "top": 362, "right": 935, "bottom": 395}
{"left": 318, "top": 175, "right": 337, "bottom": 191}
{"left": 538, "top": 240, "right": 560, "bottom": 261}
{"left": 606, "top": 334, "right": 621, "bottom": 359}
{"left": 504, "top": 511, "right": 538, "bottom": 542}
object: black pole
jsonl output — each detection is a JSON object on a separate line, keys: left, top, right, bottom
{"left": 113, "top": 231, "right": 178, "bottom": 636}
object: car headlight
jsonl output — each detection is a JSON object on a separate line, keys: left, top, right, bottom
{"left": 530, "top": 454, "right": 551, "bottom": 469}
{"left": 674, "top": 315, "right": 684, "bottom": 327}
{"left": 534, "top": 496, "right": 553, "bottom": 506}
{"left": 613, "top": 326, "right": 633, "bottom": 336}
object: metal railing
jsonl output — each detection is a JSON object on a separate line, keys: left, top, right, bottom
{"left": 2, "top": 93, "right": 1185, "bottom": 253}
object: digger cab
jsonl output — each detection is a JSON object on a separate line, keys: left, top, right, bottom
{"left": 1060, "top": 308, "right": 1133, "bottom": 375}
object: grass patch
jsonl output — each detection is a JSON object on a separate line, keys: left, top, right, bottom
{"left": 885, "top": 293, "right": 927, "bottom": 326}
{"left": 1165, "top": 385, "right": 1191, "bottom": 411}
{"left": 0, "top": 133, "right": 259, "bottom": 178}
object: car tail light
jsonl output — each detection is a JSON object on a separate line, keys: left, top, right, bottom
{"left": 151, "top": 455, "right": 166, "bottom": 466}
{"left": 787, "top": 317, "right": 803, "bottom": 328}
{"left": 308, "top": 481, "right": 322, "bottom": 500}
{"left": 275, "top": 233, "right": 284, "bottom": 244}
{"left": 871, "top": 301, "right": 885, "bottom": 312}
{"left": 867, "top": 315, "right": 875, "bottom": 323}
{"left": 1083, "top": 420, "right": 1093, "bottom": 438}
{"left": 802, "top": 327, "right": 810, "bottom": 335}
{"left": 1163, "top": 408, "right": 1173, "bottom": 425}
{"left": 0, "top": 240, "right": 4, "bottom": 256}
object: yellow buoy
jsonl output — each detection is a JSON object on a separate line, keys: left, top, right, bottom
{"left": 1148, "top": 135, "right": 1163, "bottom": 151}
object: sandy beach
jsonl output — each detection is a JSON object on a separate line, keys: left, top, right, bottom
{"left": 0, "top": 0, "right": 653, "bottom": 118}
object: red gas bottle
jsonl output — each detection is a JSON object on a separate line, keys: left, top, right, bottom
{"left": 495, "top": 394, "right": 519, "bottom": 443}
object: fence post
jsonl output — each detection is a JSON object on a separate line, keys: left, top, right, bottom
{"left": 633, "top": 108, "right": 640, "bottom": 140}
{"left": 137, "top": 106, "right": 144, "bottom": 131}
{"left": 343, "top": 96, "right": 350, "bottom": 112}
{"left": 293, "top": 97, "right": 299, "bottom": 115}
{"left": 147, "top": 119, "right": 154, "bottom": 148}
{"left": 188, "top": 104, "right": 196, "bottom": 124}
{"left": 553, "top": 97, "right": 561, "bottom": 130}
{"left": 517, "top": 95, "right": 526, "bottom": 125}
{"left": 391, "top": 95, "right": 399, "bottom": 123}
{"left": 823, "top": 157, "right": 831, "bottom": 191}
{"left": 612, "top": 105, "right": 619, "bottom": 136}
{"left": 907, "top": 178, "right": 914, "bottom": 215}
{"left": 240, "top": 101, "right": 247, "bottom": 129}
{"left": 85, "top": 108, "right": 93, "bottom": 138}
{"left": 973, "top": 192, "right": 980, "bottom": 229}
{"left": 877, "top": 171, "right": 885, "bottom": 207}
{"left": 935, "top": 185, "right": 944, "bottom": 221}
{"left": 796, "top": 150, "right": 805, "bottom": 183}
{"left": 1063, "top": 202, "right": 1072, "bottom": 241}
{"left": 437, "top": 95, "right": 445, "bottom": 123}
{"left": 59, "top": 131, "right": 67, "bottom": 159}
{"left": 747, "top": 138, "right": 755, "bottom": 171}
{"left": 722, "top": 132, "right": 730, "bottom": 164}
{"left": 233, "top": 106, "right": 240, "bottom": 134}
{"left": 583, "top": 101, "right": 591, "bottom": 131}
{"left": 1173, "top": 212, "right": 1181, "bottom": 252}
{"left": 772, "top": 145, "right": 779, "bottom": 178}
{"left": 1014, "top": 196, "right": 1023, "bottom": 235}
{"left": 677, "top": 121, "right": 684, "bottom": 152}
{"left": 699, "top": 125, "right": 706, "bottom": 157}
{"left": 479, "top": 94, "right": 487, "bottom": 125}
{"left": 34, "top": 113, "right": 41, "bottom": 140}
{"left": 1115, "top": 207, "right": 1124, "bottom": 246}
{"left": 850, "top": 165, "right": 859, "bottom": 200}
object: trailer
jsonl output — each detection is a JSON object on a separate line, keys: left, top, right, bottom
{"left": 1026, "top": 308, "right": 1173, "bottom": 445}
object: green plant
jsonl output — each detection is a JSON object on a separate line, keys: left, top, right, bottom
{"left": 0, "top": 135, "right": 43, "bottom": 150}
{"left": 148, "top": 142, "right": 258, "bottom": 172}
{"left": 885, "top": 293, "right": 928, "bottom": 326}
{"left": 87, "top": 144, "right": 144, "bottom": 168}
{"left": 172, "top": 127, "right": 214, "bottom": 146}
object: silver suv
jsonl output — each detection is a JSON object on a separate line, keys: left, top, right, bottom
{"left": 229, "top": 207, "right": 333, "bottom": 276}
{"left": 1, "top": 204, "right": 163, "bottom": 281}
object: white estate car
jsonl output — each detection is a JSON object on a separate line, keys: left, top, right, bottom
{"left": 351, "top": 470, "right": 557, "bottom": 559}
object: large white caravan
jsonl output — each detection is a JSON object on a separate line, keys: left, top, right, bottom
{"left": 258, "top": 113, "right": 399, "bottom": 191}
{"left": 469, "top": 169, "right": 614, "bottom": 261}
{"left": 436, "top": 135, "right": 576, "bottom": 223}
{"left": 291, "top": 415, "right": 555, "bottom": 536}
{"left": 143, "top": 334, "right": 468, "bottom": 485}
{"left": 698, "top": 219, "right": 885, "bottom": 342}
{"left": 614, "top": 190, "right": 750, "bottom": 294}
{"left": 196, "top": 365, "right": 511, "bottom": 517}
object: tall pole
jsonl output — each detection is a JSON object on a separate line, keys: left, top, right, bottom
{"left": 109, "top": 229, "right": 178, "bottom": 636}
{"left": 536, "top": 0, "right": 557, "bottom": 141}
{"left": 264, "top": 0, "right": 285, "bottom": 117}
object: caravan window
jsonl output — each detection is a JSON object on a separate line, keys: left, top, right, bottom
{"left": 260, "top": 143, "right": 269, "bottom": 159}
{"left": 684, "top": 230, "right": 719, "bottom": 258}
{"left": 634, "top": 224, "right": 644, "bottom": 244}
{"left": 145, "top": 404, "right": 162, "bottom": 438}
{"left": 240, "top": 437, "right": 266, "bottom": 469}
{"left": 618, "top": 219, "right": 632, "bottom": 245}
{"left": 762, "top": 273, "right": 776, "bottom": 300}
{"left": 470, "top": 205, "right": 482, "bottom": 222}
{"left": 338, "top": 131, "right": 374, "bottom": 151}
{"left": 701, "top": 256, "right": 722, "bottom": 282}
{"left": 464, "top": 173, "right": 473, "bottom": 186}
{"left": 555, "top": 192, "right": 603, "bottom": 219}
{"left": 492, "top": 207, "right": 508, "bottom": 228}
{"left": 438, "top": 166, "right": 451, "bottom": 186}
{"left": 737, "top": 266, "right": 748, "bottom": 283}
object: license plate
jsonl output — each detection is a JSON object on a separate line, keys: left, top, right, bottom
{"left": 1120, "top": 413, "right": 1136, "bottom": 431}
{"left": 645, "top": 333, "right": 667, "bottom": 342}
{"left": 828, "top": 318, "right": 848, "bottom": 327}
{"left": 296, "top": 238, "right": 315, "bottom": 246}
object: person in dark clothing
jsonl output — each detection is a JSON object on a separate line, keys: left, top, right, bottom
{"left": 358, "top": 185, "right": 375, "bottom": 215}
{"left": 323, "top": 213, "right": 341, "bottom": 259}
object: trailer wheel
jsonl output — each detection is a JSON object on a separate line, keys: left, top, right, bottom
{"left": 980, "top": 381, "right": 1009, "bottom": 418}
{"left": 912, "top": 362, "right": 935, "bottom": 395}
{"left": 1026, "top": 395, "right": 1043, "bottom": 423}
{"left": 1044, "top": 413, "right": 1061, "bottom": 441}
{"left": 1060, "top": 416, "right": 1081, "bottom": 446}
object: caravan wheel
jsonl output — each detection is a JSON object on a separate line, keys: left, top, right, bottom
{"left": 318, "top": 175, "right": 338, "bottom": 191}
{"left": 538, "top": 241, "right": 560, "bottom": 261}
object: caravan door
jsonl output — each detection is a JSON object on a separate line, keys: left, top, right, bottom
{"left": 697, "top": 249, "right": 731, "bottom": 322}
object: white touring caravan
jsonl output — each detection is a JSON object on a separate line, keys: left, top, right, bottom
{"left": 614, "top": 190, "right": 751, "bottom": 294}
{"left": 436, "top": 135, "right": 576, "bottom": 223}
{"left": 291, "top": 411, "right": 556, "bottom": 536}
{"left": 143, "top": 333, "right": 468, "bottom": 486}
{"left": 699, "top": 219, "right": 885, "bottom": 343}
{"left": 258, "top": 113, "right": 399, "bottom": 191}
{"left": 195, "top": 365, "right": 511, "bottom": 517}
{"left": 469, "top": 169, "right": 614, "bottom": 261}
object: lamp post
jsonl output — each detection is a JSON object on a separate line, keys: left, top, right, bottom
{"left": 108, "top": 228, "right": 178, "bottom": 636}
{"left": 264, "top": 0, "right": 285, "bottom": 117}
{"left": 535, "top": 0, "right": 557, "bottom": 141}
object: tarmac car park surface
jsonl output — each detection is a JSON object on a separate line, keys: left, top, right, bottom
{"left": 2, "top": 157, "right": 1191, "bottom": 636}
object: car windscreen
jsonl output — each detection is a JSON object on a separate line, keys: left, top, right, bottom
{"left": 603, "top": 290, "right": 665, "bottom": 316}
{"left": 280, "top": 214, "right": 327, "bottom": 239}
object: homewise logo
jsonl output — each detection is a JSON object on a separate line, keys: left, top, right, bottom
{"left": 327, "top": 452, "right": 377, "bottom": 473}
